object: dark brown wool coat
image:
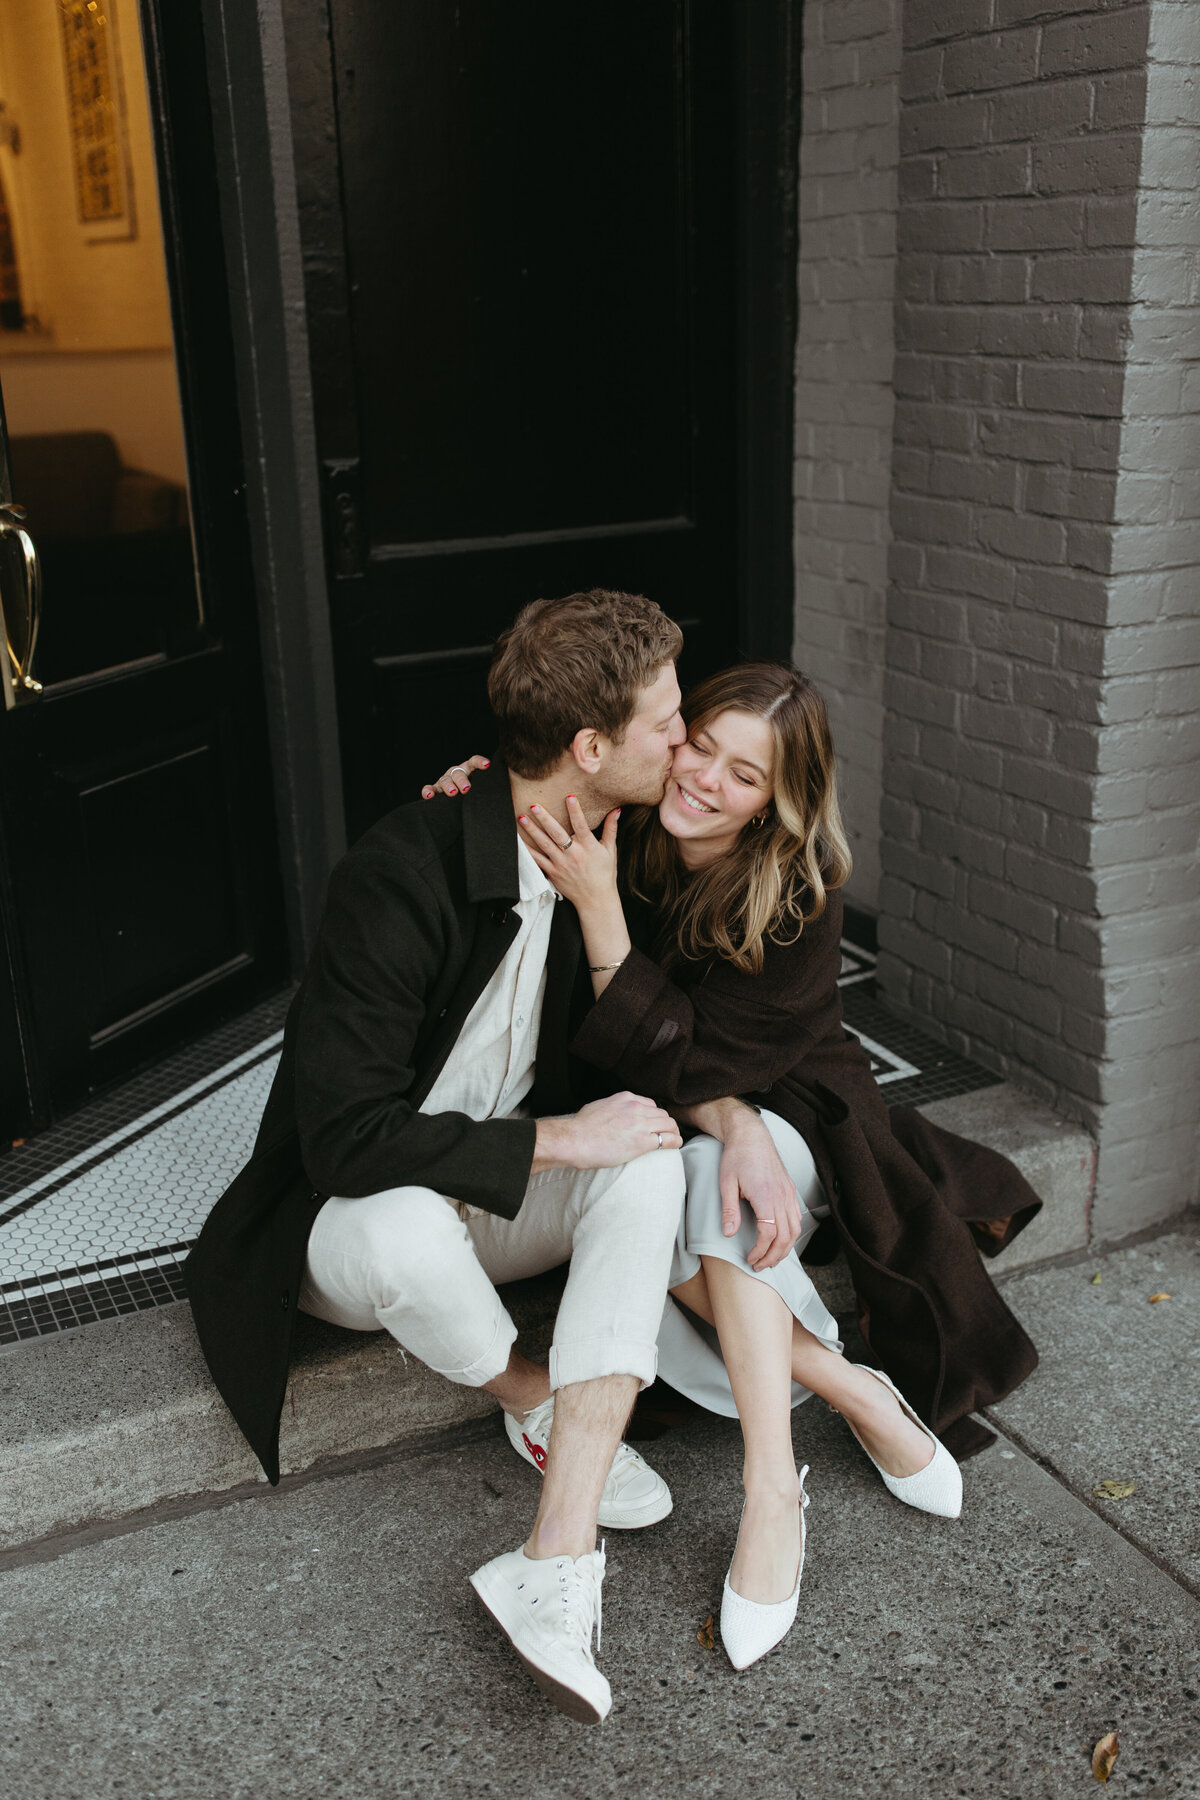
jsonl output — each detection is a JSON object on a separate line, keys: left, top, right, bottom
{"left": 570, "top": 887, "right": 1040, "bottom": 1459}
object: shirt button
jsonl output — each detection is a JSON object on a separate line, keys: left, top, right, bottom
{"left": 515, "top": 1014, "right": 525, "bottom": 1028}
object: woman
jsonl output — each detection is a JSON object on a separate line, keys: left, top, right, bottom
{"left": 425, "top": 664, "right": 1038, "bottom": 1669}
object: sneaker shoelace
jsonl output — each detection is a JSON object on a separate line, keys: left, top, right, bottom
{"left": 552, "top": 1544, "right": 605, "bottom": 1656}
{"left": 521, "top": 1396, "right": 555, "bottom": 1443}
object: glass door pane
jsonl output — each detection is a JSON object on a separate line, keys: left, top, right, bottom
{"left": 0, "top": 0, "right": 201, "bottom": 688}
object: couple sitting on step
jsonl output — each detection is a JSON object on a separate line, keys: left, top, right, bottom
{"left": 188, "top": 589, "right": 1040, "bottom": 1724}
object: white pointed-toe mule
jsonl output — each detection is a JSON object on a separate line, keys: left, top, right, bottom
{"left": 848, "top": 1366, "right": 963, "bottom": 1518}
{"left": 719, "top": 1466, "right": 810, "bottom": 1672}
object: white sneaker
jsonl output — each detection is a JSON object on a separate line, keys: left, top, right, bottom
{"left": 505, "top": 1396, "right": 673, "bottom": 1530}
{"left": 470, "top": 1543, "right": 611, "bottom": 1724}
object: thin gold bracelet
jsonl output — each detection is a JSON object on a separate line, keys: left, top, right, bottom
{"left": 588, "top": 959, "right": 626, "bottom": 973}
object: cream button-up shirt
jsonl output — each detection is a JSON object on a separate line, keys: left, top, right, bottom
{"left": 419, "top": 837, "right": 558, "bottom": 1129}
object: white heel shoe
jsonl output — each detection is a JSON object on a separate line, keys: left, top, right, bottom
{"left": 719, "top": 1466, "right": 810, "bottom": 1672}
{"left": 849, "top": 1366, "right": 963, "bottom": 1519}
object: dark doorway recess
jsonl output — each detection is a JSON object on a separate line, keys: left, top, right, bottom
{"left": 287, "top": 0, "right": 802, "bottom": 839}
{"left": 0, "top": 0, "right": 286, "bottom": 1140}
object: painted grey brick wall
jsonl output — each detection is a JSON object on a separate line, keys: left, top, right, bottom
{"left": 1091, "top": 0, "right": 1200, "bottom": 1234}
{"left": 793, "top": 0, "right": 901, "bottom": 910}
{"left": 879, "top": 0, "right": 1198, "bottom": 1232}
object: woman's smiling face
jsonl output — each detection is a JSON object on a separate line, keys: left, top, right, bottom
{"left": 658, "top": 707, "right": 775, "bottom": 868}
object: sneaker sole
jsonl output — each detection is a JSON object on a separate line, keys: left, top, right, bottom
{"left": 507, "top": 1427, "right": 673, "bottom": 1532}
{"left": 469, "top": 1578, "right": 609, "bottom": 1725}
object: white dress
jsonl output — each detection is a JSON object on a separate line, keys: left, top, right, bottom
{"left": 655, "top": 1107, "right": 843, "bottom": 1418}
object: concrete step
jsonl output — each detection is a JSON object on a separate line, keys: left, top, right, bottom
{"left": 0, "top": 1082, "right": 1094, "bottom": 1554}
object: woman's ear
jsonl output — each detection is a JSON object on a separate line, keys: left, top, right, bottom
{"left": 569, "top": 726, "right": 603, "bottom": 774}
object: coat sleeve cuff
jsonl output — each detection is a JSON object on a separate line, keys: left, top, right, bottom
{"left": 568, "top": 948, "right": 675, "bottom": 1069}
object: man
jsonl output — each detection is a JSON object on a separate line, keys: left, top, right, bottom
{"left": 187, "top": 589, "right": 689, "bottom": 1726}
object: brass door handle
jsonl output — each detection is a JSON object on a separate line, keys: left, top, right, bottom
{"left": 0, "top": 502, "right": 42, "bottom": 707}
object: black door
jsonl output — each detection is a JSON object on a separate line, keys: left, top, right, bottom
{"left": 0, "top": 0, "right": 285, "bottom": 1137}
{"left": 291, "top": 1, "right": 792, "bottom": 839}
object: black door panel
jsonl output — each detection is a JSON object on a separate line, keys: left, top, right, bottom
{"left": 307, "top": 0, "right": 740, "bottom": 837}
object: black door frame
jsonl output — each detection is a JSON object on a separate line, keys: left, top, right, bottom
{"left": 203, "top": 0, "right": 803, "bottom": 951}
{"left": 194, "top": 0, "right": 347, "bottom": 964}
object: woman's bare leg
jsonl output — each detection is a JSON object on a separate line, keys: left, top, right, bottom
{"left": 672, "top": 1267, "right": 934, "bottom": 1480}
{"left": 789, "top": 1330, "right": 933, "bottom": 1478}
{"left": 696, "top": 1256, "right": 803, "bottom": 1605}
{"left": 670, "top": 1269, "right": 716, "bottom": 1325}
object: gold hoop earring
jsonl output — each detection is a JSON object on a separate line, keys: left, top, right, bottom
{"left": 751, "top": 811, "right": 767, "bottom": 829}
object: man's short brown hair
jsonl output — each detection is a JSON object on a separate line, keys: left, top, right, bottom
{"left": 488, "top": 589, "right": 683, "bottom": 778}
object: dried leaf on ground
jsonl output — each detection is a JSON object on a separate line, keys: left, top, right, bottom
{"left": 1090, "top": 1272, "right": 1103, "bottom": 1285}
{"left": 1092, "top": 1730, "right": 1119, "bottom": 1783}
{"left": 1093, "top": 1479, "right": 1137, "bottom": 1500}
{"left": 1148, "top": 1292, "right": 1171, "bottom": 1303}
{"left": 697, "top": 1613, "right": 715, "bottom": 1651}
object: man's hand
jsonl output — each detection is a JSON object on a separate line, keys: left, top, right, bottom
{"left": 533, "top": 1093, "right": 683, "bottom": 1172}
{"left": 716, "top": 1106, "right": 804, "bottom": 1272}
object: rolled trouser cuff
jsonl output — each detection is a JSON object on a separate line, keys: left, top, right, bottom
{"left": 386, "top": 1297, "right": 518, "bottom": 1389}
{"left": 549, "top": 1333, "right": 660, "bottom": 1394}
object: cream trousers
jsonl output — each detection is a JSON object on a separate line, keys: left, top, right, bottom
{"left": 299, "top": 1147, "right": 686, "bottom": 1393}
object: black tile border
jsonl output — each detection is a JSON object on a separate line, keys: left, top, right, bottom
{"left": 0, "top": 1247, "right": 190, "bottom": 1345}
{"left": 841, "top": 985, "right": 1001, "bottom": 1110}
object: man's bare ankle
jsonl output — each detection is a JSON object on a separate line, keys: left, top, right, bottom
{"left": 524, "top": 1526, "right": 596, "bottom": 1562}
{"left": 485, "top": 1363, "right": 551, "bottom": 1419}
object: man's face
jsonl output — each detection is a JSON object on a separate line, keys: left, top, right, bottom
{"left": 594, "top": 663, "right": 685, "bottom": 807}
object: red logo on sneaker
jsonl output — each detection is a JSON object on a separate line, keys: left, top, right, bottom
{"left": 522, "top": 1432, "right": 547, "bottom": 1469}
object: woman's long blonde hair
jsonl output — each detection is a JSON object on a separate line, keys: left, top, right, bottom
{"left": 623, "top": 663, "right": 852, "bottom": 974}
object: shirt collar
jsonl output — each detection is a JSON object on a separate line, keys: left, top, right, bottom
{"left": 517, "top": 836, "right": 556, "bottom": 904}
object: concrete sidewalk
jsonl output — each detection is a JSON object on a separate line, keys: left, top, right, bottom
{"left": 2, "top": 1219, "right": 1197, "bottom": 1800}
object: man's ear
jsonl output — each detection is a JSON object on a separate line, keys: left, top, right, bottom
{"left": 569, "top": 727, "right": 604, "bottom": 774}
